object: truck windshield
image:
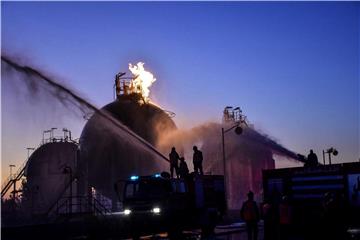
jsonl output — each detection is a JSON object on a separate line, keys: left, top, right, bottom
{"left": 125, "top": 179, "right": 171, "bottom": 199}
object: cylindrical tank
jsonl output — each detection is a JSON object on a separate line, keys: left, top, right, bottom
{"left": 79, "top": 94, "right": 177, "bottom": 206}
{"left": 24, "top": 141, "right": 78, "bottom": 215}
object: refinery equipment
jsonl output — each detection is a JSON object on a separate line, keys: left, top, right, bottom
{"left": 23, "top": 138, "right": 78, "bottom": 215}
{"left": 79, "top": 69, "right": 177, "bottom": 211}
{"left": 1, "top": 129, "right": 79, "bottom": 221}
{"left": 1, "top": 62, "right": 306, "bottom": 240}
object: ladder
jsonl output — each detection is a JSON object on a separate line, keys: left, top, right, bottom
{"left": 1, "top": 160, "right": 28, "bottom": 198}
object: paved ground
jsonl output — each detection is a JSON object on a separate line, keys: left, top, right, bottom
{"left": 215, "top": 222, "right": 263, "bottom": 240}
{"left": 138, "top": 222, "right": 264, "bottom": 240}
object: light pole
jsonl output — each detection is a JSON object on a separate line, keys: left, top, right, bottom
{"left": 222, "top": 124, "right": 243, "bottom": 209}
{"left": 323, "top": 147, "right": 338, "bottom": 165}
{"left": 9, "top": 164, "right": 16, "bottom": 201}
{"left": 9, "top": 164, "right": 16, "bottom": 180}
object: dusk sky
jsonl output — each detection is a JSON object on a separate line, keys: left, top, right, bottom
{"left": 1, "top": 2, "right": 359, "bottom": 178}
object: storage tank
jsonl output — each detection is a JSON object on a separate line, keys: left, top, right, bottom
{"left": 24, "top": 141, "right": 78, "bottom": 215}
{"left": 79, "top": 93, "right": 177, "bottom": 207}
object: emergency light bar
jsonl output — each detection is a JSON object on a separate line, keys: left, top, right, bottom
{"left": 130, "top": 175, "right": 139, "bottom": 180}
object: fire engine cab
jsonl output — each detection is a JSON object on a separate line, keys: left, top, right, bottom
{"left": 120, "top": 172, "right": 226, "bottom": 238}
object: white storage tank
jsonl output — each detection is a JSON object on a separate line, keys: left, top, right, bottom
{"left": 24, "top": 141, "right": 78, "bottom": 215}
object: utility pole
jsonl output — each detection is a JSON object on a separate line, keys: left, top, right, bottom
{"left": 221, "top": 123, "right": 243, "bottom": 210}
{"left": 9, "top": 164, "right": 16, "bottom": 206}
{"left": 323, "top": 147, "right": 338, "bottom": 165}
{"left": 221, "top": 106, "right": 247, "bottom": 210}
{"left": 9, "top": 165, "right": 15, "bottom": 180}
{"left": 221, "top": 128, "right": 227, "bottom": 207}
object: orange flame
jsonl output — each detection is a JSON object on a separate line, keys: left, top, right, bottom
{"left": 129, "top": 62, "right": 156, "bottom": 101}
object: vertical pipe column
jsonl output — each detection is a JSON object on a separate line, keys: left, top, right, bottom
{"left": 221, "top": 128, "right": 228, "bottom": 211}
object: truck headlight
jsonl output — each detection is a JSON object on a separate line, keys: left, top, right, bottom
{"left": 124, "top": 209, "right": 131, "bottom": 215}
{"left": 152, "top": 207, "right": 161, "bottom": 214}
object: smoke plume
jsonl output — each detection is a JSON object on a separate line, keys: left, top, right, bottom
{"left": 156, "top": 122, "right": 301, "bottom": 208}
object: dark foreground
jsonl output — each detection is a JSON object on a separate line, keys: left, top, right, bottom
{"left": 3, "top": 219, "right": 360, "bottom": 240}
{"left": 2, "top": 221, "right": 258, "bottom": 240}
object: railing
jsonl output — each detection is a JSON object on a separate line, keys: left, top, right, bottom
{"left": 55, "top": 195, "right": 111, "bottom": 216}
{"left": 1, "top": 160, "right": 28, "bottom": 198}
{"left": 41, "top": 136, "right": 78, "bottom": 146}
{"left": 1, "top": 160, "right": 27, "bottom": 191}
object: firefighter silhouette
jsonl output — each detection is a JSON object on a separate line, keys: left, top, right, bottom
{"left": 169, "top": 147, "right": 180, "bottom": 178}
{"left": 306, "top": 149, "right": 319, "bottom": 167}
{"left": 241, "top": 191, "right": 260, "bottom": 240}
{"left": 178, "top": 157, "right": 189, "bottom": 178}
{"left": 192, "top": 146, "right": 203, "bottom": 175}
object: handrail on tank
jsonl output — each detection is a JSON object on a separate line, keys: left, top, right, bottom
{"left": 54, "top": 195, "right": 112, "bottom": 216}
{"left": 41, "top": 128, "right": 75, "bottom": 146}
{"left": 40, "top": 136, "right": 79, "bottom": 147}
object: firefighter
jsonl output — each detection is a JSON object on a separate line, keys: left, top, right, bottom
{"left": 169, "top": 147, "right": 180, "bottom": 178}
{"left": 178, "top": 157, "right": 189, "bottom": 178}
{"left": 279, "top": 195, "right": 292, "bottom": 240}
{"left": 261, "top": 198, "right": 278, "bottom": 240}
{"left": 192, "top": 146, "right": 203, "bottom": 175}
{"left": 306, "top": 149, "right": 319, "bottom": 167}
{"left": 241, "top": 191, "right": 260, "bottom": 240}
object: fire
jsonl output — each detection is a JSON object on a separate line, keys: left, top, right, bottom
{"left": 129, "top": 62, "right": 156, "bottom": 101}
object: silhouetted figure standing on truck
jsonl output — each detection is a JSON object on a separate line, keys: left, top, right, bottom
{"left": 306, "top": 149, "right": 319, "bottom": 167}
{"left": 178, "top": 157, "right": 189, "bottom": 178}
{"left": 169, "top": 147, "right": 180, "bottom": 178}
{"left": 241, "top": 191, "right": 260, "bottom": 240}
{"left": 192, "top": 146, "right": 203, "bottom": 175}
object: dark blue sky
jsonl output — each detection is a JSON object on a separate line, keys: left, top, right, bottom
{"left": 1, "top": 2, "right": 359, "bottom": 171}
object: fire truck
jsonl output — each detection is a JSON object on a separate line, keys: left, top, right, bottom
{"left": 120, "top": 172, "right": 226, "bottom": 238}
{"left": 262, "top": 162, "right": 360, "bottom": 238}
